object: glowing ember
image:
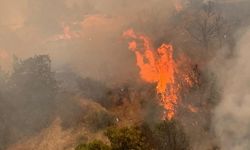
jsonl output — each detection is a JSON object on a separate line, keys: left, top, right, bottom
{"left": 173, "top": 0, "right": 183, "bottom": 12}
{"left": 123, "top": 29, "right": 180, "bottom": 120}
{"left": 188, "top": 105, "right": 198, "bottom": 113}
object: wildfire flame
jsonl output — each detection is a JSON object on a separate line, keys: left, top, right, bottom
{"left": 124, "top": 29, "right": 197, "bottom": 120}
{"left": 123, "top": 29, "right": 180, "bottom": 119}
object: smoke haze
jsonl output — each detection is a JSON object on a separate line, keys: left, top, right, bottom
{"left": 213, "top": 28, "right": 250, "bottom": 150}
{"left": 1, "top": 0, "right": 250, "bottom": 149}
{"left": 0, "top": 0, "right": 178, "bottom": 84}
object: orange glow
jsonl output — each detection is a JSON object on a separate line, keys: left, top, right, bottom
{"left": 124, "top": 29, "right": 180, "bottom": 120}
{"left": 173, "top": 0, "right": 183, "bottom": 12}
{"left": 188, "top": 105, "right": 198, "bottom": 113}
{"left": 0, "top": 50, "right": 9, "bottom": 60}
{"left": 0, "top": 50, "right": 11, "bottom": 71}
{"left": 124, "top": 29, "right": 197, "bottom": 120}
{"left": 53, "top": 23, "right": 80, "bottom": 41}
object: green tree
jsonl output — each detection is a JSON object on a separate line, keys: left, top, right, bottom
{"left": 153, "top": 120, "right": 190, "bottom": 150}
{"left": 76, "top": 120, "right": 190, "bottom": 150}
{"left": 105, "top": 126, "right": 152, "bottom": 150}
{"left": 9, "top": 55, "right": 58, "bottom": 136}
{"left": 75, "top": 140, "right": 111, "bottom": 150}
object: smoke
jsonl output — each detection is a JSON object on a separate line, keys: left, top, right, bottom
{"left": 0, "top": 0, "right": 179, "bottom": 149}
{"left": 1, "top": 0, "right": 250, "bottom": 149}
{"left": 213, "top": 28, "right": 250, "bottom": 150}
{"left": 0, "top": 0, "right": 178, "bottom": 84}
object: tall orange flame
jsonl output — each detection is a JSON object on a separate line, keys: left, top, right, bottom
{"left": 123, "top": 29, "right": 180, "bottom": 120}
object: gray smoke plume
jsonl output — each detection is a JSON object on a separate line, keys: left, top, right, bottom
{"left": 213, "top": 28, "right": 250, "bottom": 150}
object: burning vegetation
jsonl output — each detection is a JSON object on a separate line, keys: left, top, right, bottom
{"left": 0, "top": 0, "right": 250, "bottom": 150}
{"left": 123, "top": 29, "right": 197, "bottom": 120}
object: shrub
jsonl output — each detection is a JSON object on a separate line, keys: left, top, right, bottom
{"left": 75, "top": 140, "right": 111, "bottom": 150}
{"left": 105, "top": 126, "right": 152, "bottom": 150}
{"left": 76, "top": 120, "right": 190, "bottom": 150}
{"left": 153, "top": 120, "right": 190, "bottom": 150}
{"left": 86, "top": 111, "right": 116, "bottom": 131}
